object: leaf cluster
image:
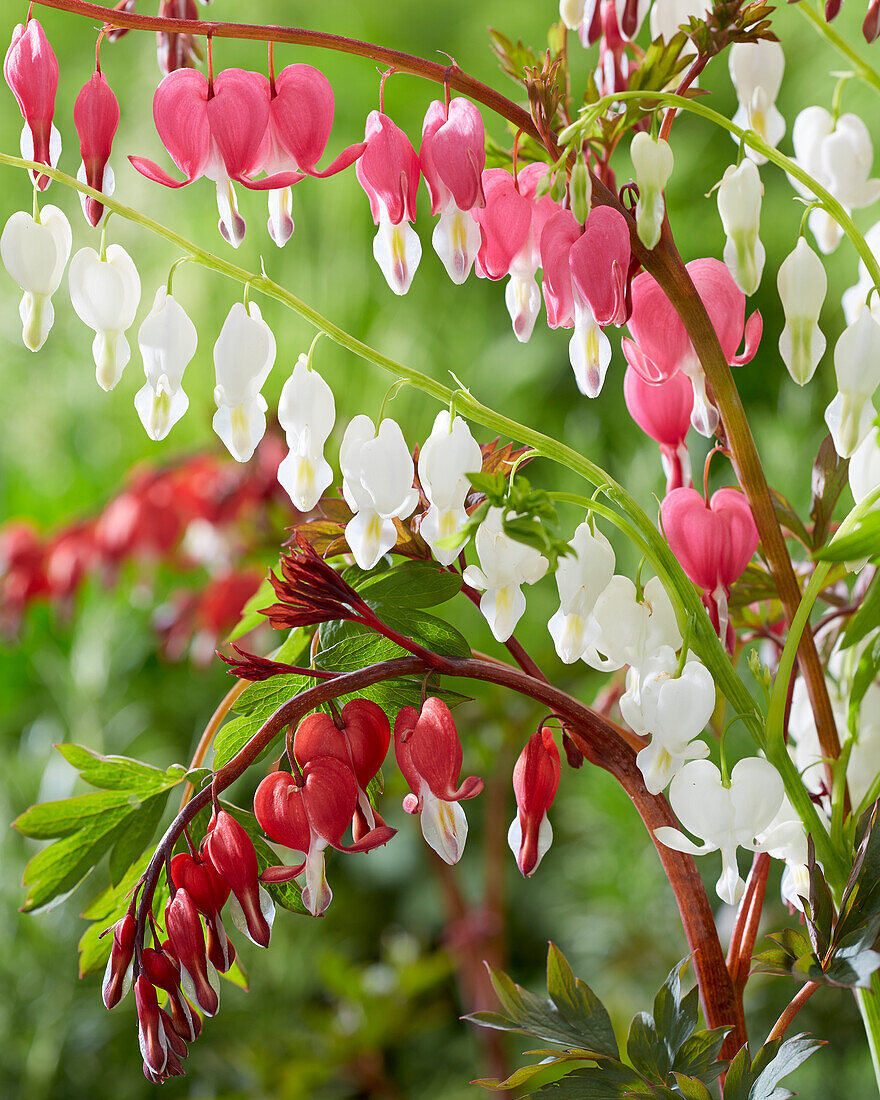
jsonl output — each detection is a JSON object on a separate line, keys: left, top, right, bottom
{"left": 756, "top": 804, "right": 880, "bottom": 989}
{"left": 465, "top": 470, "right": 574, "bottom": 571}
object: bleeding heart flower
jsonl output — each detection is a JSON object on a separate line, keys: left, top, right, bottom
{"left": 73, "top": 70, "right": 120, "bottom": 226}
{"left": 548, "top": 520, "right": 615, "bottom": 664}
{"left": 4, "top": 18, "right": 60, "bottom": 190}
{"left": 623, "top": 365, "right": 693, "bottom": 493}
{"left": 212, "top": 301, "right": 276, "bottom": 462}
{"left": 204, "top": 809, "right": 274, "bottom": 948}
{"left": 169, "top": 850, "right": 233, "bottom": 972}
{"left": 277, "top": 354, "right": 336, "bottom": 511}
{"left": 624, "top": 257, "right": 763, "bottom": 436}
{"left": 661, "top": 486, "right": 759, "bottom": 649}
{"left": 395, "top": 697, "right": 484, "bottom": 865}
{"left": 508, "top": 726, "right": 561, "bottom": 876}
{"left": 102, "top": 911, "right": 136, "bottom": 1010}
{"left": 0, "top": 203, "right": 71, "bottom": 352}
{"left": 68, "top": 243, "right": 141, "bottom": 391}
{"left": 135, "top": 287, "right": 197, "bottom": 441}
{"left": 164, "top": 888, "right": 220, "bottom": 1017}
{"left": 728, "top": 40, "right": 786, "bottom": 166}
{"left": 417, "top": 409, "right": 484, "bottom": 565}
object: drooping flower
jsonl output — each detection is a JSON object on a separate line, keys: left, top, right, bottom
{"left": 204, "top": 809, "right": 274, "bottom": 947}
{"left": 655, "top": 757, "right": 785, "bottom": 904}
{"left": 790, "top": 107, "right": 880, "bottom": 254}
{"left": 135, "top": 975, "right": 171, "bottom": 1080}
{"left": 842, "top": 220, "right": 880, "bottom": 324}
{"left": 0, "top": 203, "right": 71, "bottom": 351}
{"left": 850, "top": 426, "right": 880, "bottom": 504}
{"left": 620, "top": 647, "right": 714, "bottom": 794}
{"left": 717, "top": 159, "right": 765, "bottom": 295}
{"left": 254, "top": 758, "right": 395, "bottom": 917}
{"left": 340, "top": 415, "right": 418, "bottom": 569}
{"left": 73, "top": 70, "right": 120, "bottom": 226}
{"left": 68, "top": 243, "right": 141, "bottom": 391}
{"left": 825, "top": 306, "right": 880, "bottom": 457}
{"left": 623, "top": 258, "right": 763, "bottom": 436}
{"left": 164, "top": 887, "right": 220, "bottom": 1016}
{"left": 102, "top": 911, "right": 136, "bottom": 1010}
{"left": 623, "top": 366, "right": 693, "bottom": 493}
{"left": 260, "top": 64, "right": 365, "bottom": 246}
{"left": 728, "top": 40, "right": 785, "bottom": 166}
{"left": 135, "top": 287, "right": 197, "bottom": 440}
{"left": 548, "top": 520, "right": 615, "bottom": 663}
{"left": 777, "top": 237, "right": 827, "bottom": 385}
{"left": 660, "top": 486, "right": 759, "bottom": 650}
{"left": 130, "top": 68, "right": 291, "bottom": 248}
{"left": 169, "top": 850, "right": 233, "bottom": 972}
{"left": 417, "top": 410, "right": 483, "bottom": 565}
{"left": 650, "top": 0, "right": 711, "bottom": 49}
{"left": 585, "top": 574, "right": 682, "bottom": 672}
{"left": 420, "top": 97, "right": 486, "bottom": 283}
{"left": 463, "top": 507, "right": 549, "bottom": 642}
{"left": 395, "top": 697, "right": 483, "bottom": 865}
{"left": 212, "top": 301, "right": 276, "bottom": 462}
{"left": 472, "top": 163, "right": 557, "bottom": 343}
{"left": 631, "top": 132, "right": 673, "bottom": 250}
{"left": 277, "top": 354, "right": 336, "bottom": 511}
{"left": 355, "top": 110, "right": 421, "bottom": 294}
{"left": 4, "top": 18, "right": 60, "bottom": 190}
{"left": 508, "top": 726, "right": 561, "bottom": 876}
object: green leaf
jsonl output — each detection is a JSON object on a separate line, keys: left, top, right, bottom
{"left": 108, "top": 791, "right": 169, "bottom": 886}
{"left": 366, "top": 602, "right": 471, "bottom": 658}
{"left": 848, "top": 635, "right": 880, "bottom": 738}
{"left": 77, "top": 858, "right": 152, "bottom": 977}
{"left": 54, "top": 743, "right": 180, "bottom": 794}
{"left": 672, "top": 1074, "right": 714, "bottom": 1100}
{"left": 841, "top": 571, "right": 880, "bottom": 651}
{"left": 531, "top": 1063, "right": 647, "bottom": 1098}
{"left": 652, "top": 959, "right": 699, "bottom": 1064}
{"left": 225, "top": 573, "right": 276, "bottom": 642}
{"left": 719, "top": 1044, "right": 751, "bottom": 1100}
{"left": 750, "top": 1034, "right": 824, "bottom": 1100}
{"left": 814, "top": 510, "right": 880, "bottom": 562}
{"left": 353, "top": 560, "right": 462, "bottom": 607}
{"left": 810, "top": 436, "right": 850, "bottom": 551}
{"left": 15, "top": 790, "right": 140, "bottom": 840}
{"left": 671, "top": 1028, "right": 729, "bottom": 1083}
{"left": 626, "top": 1012, "right": 668, "bottom": 1083}
{"left": 546, "top": 943, "right": 619, "bottom": 1059}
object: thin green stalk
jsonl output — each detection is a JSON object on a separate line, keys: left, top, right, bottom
{"left": 563, "top": 91, "right": 880, "bottom": 288}
{"left": 857, "top": 974, "right": 880, "bottom": 1094}
{"left": 0, "top": 152, "right": 755, "bottom": 732}
{"left": 797, "top": 1, "right": 880, "bottom": 97}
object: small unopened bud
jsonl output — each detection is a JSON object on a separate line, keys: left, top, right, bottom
{"left": 101, "top": 911, "right": 136, "bottom": 1009}
{"left": 631, "top": 132, "right": 673, "bottom": 250}
{"left": 717, "top": 159, "right": 765, "bottom": 295}
{"left": 570, "top": 162, "right": 592, "bottom": 225}
{"left": 205, "top": 810, "right": 273, "bottom": 948}
{"left": 777, "top": 237, "right": 827, "bottom": 385}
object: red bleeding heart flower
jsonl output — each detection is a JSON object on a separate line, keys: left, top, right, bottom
{"left": 4, "top": 18, "right": 60, "bottom": 190}
{"left": 73, "top": 70, "right": 120, "bottom": 227}
{"left": 508, "top": 726, "right": 561, "bottom": 877}
{"left": 204, "top": 809, "right": 274, "bottom": 948}
{"left": 164, "top": 887, "right": 220, "bottom": 1017}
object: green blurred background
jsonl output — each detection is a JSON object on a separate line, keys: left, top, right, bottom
{"left": 1, "top": 0, "right": 879, "bottom": 1095}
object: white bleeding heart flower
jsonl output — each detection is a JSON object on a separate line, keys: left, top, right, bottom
{"left": 417, "top": 410, "right": 483, "bottom": 566}
{"left": 134, "top": 287, "right": 197, "bottom": 441}
{"left": 850, "top": 427, "right": 880, "bottom": 505}
{"left": 717, "top": 159, "right": 765, "bottom": 295}
{"left": 842, "top": 220, "right": 880, "bottom": 324}
{"left": 754, "top": 798, "right": 811, "bottom": 911}
{"left": 68, "top": 243, "right": 141, "bottom": 391}
{"left": 584, "top": 575, "right": 682, "bottom": 673}
{"left": 548, "top": 521, "right": 615, "bottom": 663}
{"left": 825, "top": 306, "right": 880, "bottom": 458}
{"left": 277, "top": 353, "right": 336, "bottom": 511}
{"left": 0, "top": 204, "right": 70, "bottom": 352}
{"left": 212, "top": 301, "right": 276, "bottom": 462}
{"left": 655, "top": 757, "right": 785, "bottom": 905}
{"left": 463, "top": 507, "right": 549, "bottom": 642}
{"left": 777, "top": 237, "right": 827, "bottom": 385}
{"left": 729, "top": 40, "right": 786, "bottom": 166}
{"left": 650, "top": 0, "right": 711, "bottom": 50}
{"left": 620, "top": 647, "right": 715, "bottom": 795}
{"left": 631, "top": 132, "right": 674, "bottom": 251}
{"left": 791, "top": 107, "right": 880, "bottom": 254}
{"left": 340, "top": 415, "right": 419, "bottom": 569}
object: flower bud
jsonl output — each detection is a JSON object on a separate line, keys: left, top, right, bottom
{"left": 101, "top": 911, "right": 136, "bottom": 1009}
{"left": 777, "top": 237, "right": 827, "bottom": 385}
{"left": 135, "top": 287, "right": 197, "bottom": 440}
{"left": 68, "top": 244, "right": 141, "bottom": 391}
{"left": 135, "top": 975, "right": 168, "bottom": 1077}
{"left": 508, "top": 727, "right": 561, "bottom": 877}
{"left": 73, "top": 71, "right": 120, "bottom": 226}
{"left": 4, "top": 19, "right": 60, "bottom": 190}
{"left": 0, "top": 204, "right": 71, "bottom": 351}
{"left": 717, "top": 159, "right": 765, "bottom": 295}
{"left": 204, "top": 810, "right": 273, "bottom": 948}
{"left": 164, "top": 888, "right": 220, "bottom": 1016}
{"left": 212, "top": 301, "right": 276, "bottom": 462}
{"left": 631, "top": 132, "right": 673, "bottom": 250}
{"left": 569, "top": 161, "right": 592, "bottom": 226}
{"left": 825, "top": 306, "right": 880, "bottom": 457}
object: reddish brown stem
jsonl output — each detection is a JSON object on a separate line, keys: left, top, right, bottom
{"left": 766, "top": 981, "right": 819, "bottom": 1043}
{"left": 726, "top": 853, "right": 771, "bottom": 994}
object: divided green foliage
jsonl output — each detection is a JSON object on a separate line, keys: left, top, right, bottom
{"left": 814, "top": 510, "right": 880, "bottom": 563}
{"left": 469, "top": 947, "right": 731, "bottom": 1097}
{"left": 720, "top": 1035, "right": 824, "bottom": 1100}
{"left": 841, "top": 570, "right": 880, "bottom": 652}
{"left": 14, "top": 744, "right": 187, "bottom": 912}
{"left": 464, "top": 471, "right": 572, "bottom": 571}
{"left": 755, "top": 805, "right": 880, "bottom": 989}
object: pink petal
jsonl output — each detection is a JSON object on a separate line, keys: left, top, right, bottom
{"left": 420, "top": 97, "right": 486, "bottom": 214}
{"left": 540, "top": 209, "right": 581, "bottom": 329}
{"left": 472, "top": 168, "right": 533, "bottom": 280}
{"left": 570, "top": 207, "right": 631, "bottom": 326}
{"left": 151, "top": 67, "right": 211, "bottom": 181}
{"left": 356, "top": 110, "right": 420, "bottom": 225}
{"left": 207, "top": 68, "right": 271, "bottom": 181}
{"left": 623, "top": 365, "right": 693, "bottom": 447}
{"left": 269, "top": 64, "right": 334, "bottom": 172}
{"left": 128, "top": 155, "right": 193, "bottom": 188}
{"left": 621, "top": 336, "right": 668, "bottom": 384}
{"left": 731, "top": 309, "right": 763, "bottom": 366}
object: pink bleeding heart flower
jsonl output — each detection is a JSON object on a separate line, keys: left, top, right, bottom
{"left": 661, "top": 486, "right": 759, "bottom": 651}
{"left": 539, "top": 205, "right": 630, "bottom": 396}
{"left": 101, "top": 910, "right": 136, "bottom": 1009}
{"left": 294, "top": 698, "right": 391, "bottom": 840}
{"left": 508, "top": 726, "right": 561, "bottom": 877}
{"left": 623, "top": 365, "right": 694, "bottom": 493}
{"left": 472, "top": 163, "right": 558, "bottom": 342}
{"left": 623, "top": 257, "right": 763, "bottom": 437}
{"left": 259, "top": 64, "right": 366, "bottom": 247}
{"left": 254, "top": 760, "right": 396, "bottom": 917}
{"left": 164, "top": 887, "right": 220, "bottom": 1017}
{"left": 4, "top": 18, "right": 60, "bottom": 190}
{"left": 356, "top": 110, "right": 422, "bottom": 295}
{"left": 394, "top": 697, "right": 484, "bottom": 865}
{"left": 130, "top": 67, "right": 291, "bottom": 248}
{"left": 420, "top": 97, "right": 486, "bottom": 283}
{"left": 73, "top": 70, "right": 120, "bottom": 226}
{"left": 204, "top": 809, "right": 273, "bottom": 948}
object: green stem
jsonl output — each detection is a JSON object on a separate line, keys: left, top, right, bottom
{"left": 857, "top": 974, "right": 880, "bottom": 1094}
{"left": 797, "top": 0, "right": 880, "bottom": 98}
{"left": 0, "top": 152, "right": 755, "bottom": 734}
{"left": 564, "top": 91, "right": 880, "bottom": 288}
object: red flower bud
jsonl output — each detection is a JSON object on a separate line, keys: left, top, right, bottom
{"left": 101, "top": 911, "right": 135, "bottom": 1009}
{"left": 165, "top": 889, "right": 219, "bottom": 1016}
{"left": 170, "top": 851, "right": 230, "bottom": 917}
{"left": 73, "top": 71, "right": 120, "bottom": 226}
{"left": 135, "top": 975, "right": 167, "bottom": 1077}
{"left": 509, "top": 728, "right": 561, "bottom": 877}
{"left": 4, "top": 19, "right": 60, "bottom": 190}
{"left": 204, "top": 810, "right": 273, "bottom": 948}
